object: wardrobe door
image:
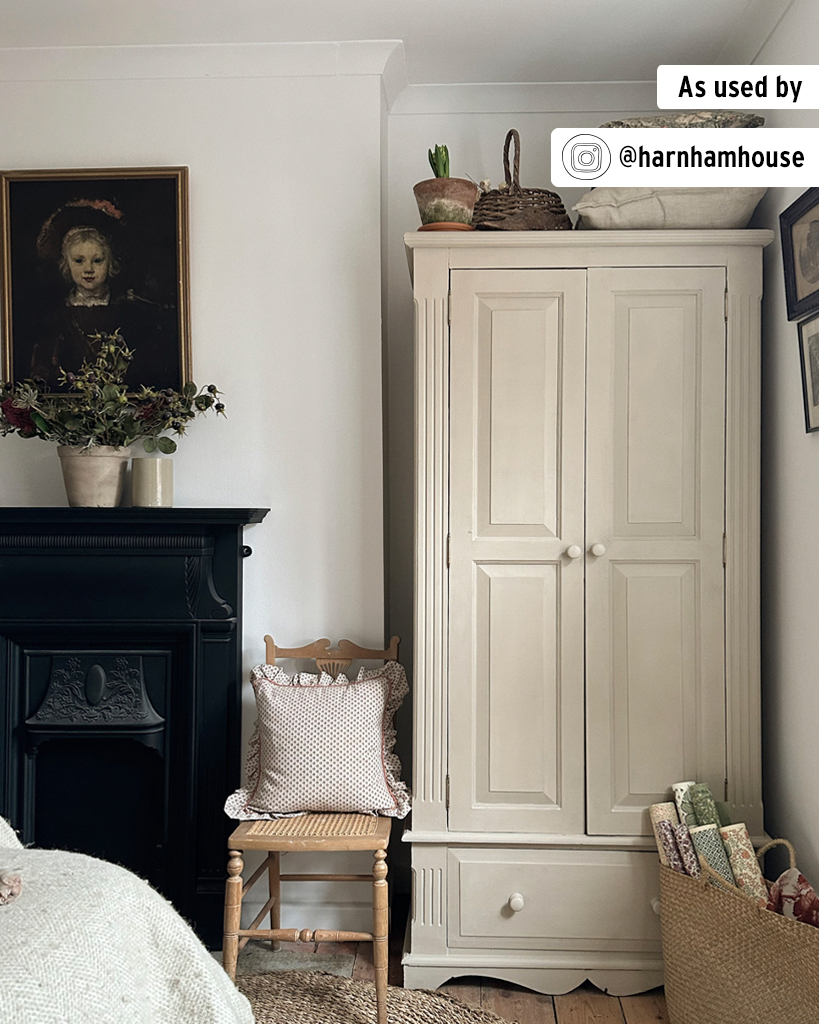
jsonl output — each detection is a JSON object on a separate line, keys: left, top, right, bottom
{"left": 585, "top": 267, "right": 726, "bottom": 836}
{"left": 448, "top": 269, "right": 586, "bottom": 834}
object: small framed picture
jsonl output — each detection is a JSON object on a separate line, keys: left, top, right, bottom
{"left": 798, "top": 311, "right": 819, "bottom": 432}
{"left": 781, "top": 187, "right": 819, "bottom": 321}
{"left": 0, "top": 167, "right": 190, "bottom": 391}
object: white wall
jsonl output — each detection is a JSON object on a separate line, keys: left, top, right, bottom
{"left": 750, "top": 0, "right": 819, "bottom": 881}
{"left": 0, "top": 43, "right": 388, "bottom": 931}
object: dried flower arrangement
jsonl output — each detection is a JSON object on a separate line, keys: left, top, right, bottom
{"left": 0, "top": 330, "right": 224, "bottom": 453}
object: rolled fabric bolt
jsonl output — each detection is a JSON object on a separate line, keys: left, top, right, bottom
{"left": 672, "top": 781, "right": 698, "bottom": 828}
{"left": 719, "top": 823, "right": 767, "bottom": 905}
{"left": 650, "top": 802, "right": 680, "bottom": 866}
{"left": 656, "top": 818, "right": 686, "bottom": 874}
{"left": 675, "top": 822, "right": 701, "bottom": 879}
{"left": 715, "top": 800, "right": 733, "bottom": 827}
{"left": 690, "top": 782, "right": 721, "bottom": 827}
{"left": 690, "top": 823, "right": 736, "bottom": 888}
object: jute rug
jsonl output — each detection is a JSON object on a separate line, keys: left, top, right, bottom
{"left": 239, "top": 970, "right": 509, "bottom": 1024}
{"left": 212, "top": 940, "right": 355, "bottom": 977}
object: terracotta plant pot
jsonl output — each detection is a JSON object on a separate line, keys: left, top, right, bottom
{"left": 413, "top": 178, "right": 480, "bottom": 227}
{"left": 57, "top": 445, "right": 131, "bottom": 508}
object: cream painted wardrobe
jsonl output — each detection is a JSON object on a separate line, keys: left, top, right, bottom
{"left": 401, "top": 230, "right": 772, "bottom": 996}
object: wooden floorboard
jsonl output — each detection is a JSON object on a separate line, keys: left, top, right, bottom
{"left": 278, "top": 896, "right": 668, "bottom": 1022}
{"left": 618, "top": 989, "right": 668, "bottom": 1024}
{"left": 554, "top": 982, "right": 627, "bottom": 1023}
{"left": 440, "top": 978, "right": 484, "bottom": 1007}
{"left": 351, "top": 938, "right": 374, "bottom": 981}
{"left": 481, "top": 979, "right": 557, "bottom": 1024}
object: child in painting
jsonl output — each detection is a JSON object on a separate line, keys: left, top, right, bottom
{"left": 29, "top": 199, "right": 178, "bottom": 391}
{"left": 61, "top": 225, "right": 119, "bottom": 306}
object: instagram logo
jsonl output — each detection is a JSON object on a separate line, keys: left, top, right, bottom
{"left": 571, "top": 142, "right": 602, "bottom": 172}
{"left": 561, "top": 134, "right": 611, "bottom": 179}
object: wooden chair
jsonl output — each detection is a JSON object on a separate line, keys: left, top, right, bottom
{"left": 223, "top": 635, "right": 400, "bottom": 1024}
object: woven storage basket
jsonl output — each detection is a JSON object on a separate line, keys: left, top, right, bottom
{"left": 660, "top": 838, "right": 819, "bottom": 1024}
{"left": 473, "top": 128, "right": 572, "bottom": 231}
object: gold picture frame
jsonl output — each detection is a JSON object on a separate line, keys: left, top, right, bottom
{"left": 0, "top": 166, "right": 190, "bottom": 391}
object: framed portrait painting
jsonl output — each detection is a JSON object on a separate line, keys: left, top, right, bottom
{"left": 799, "top": 311, "right": 819, "bottom": 433}
{"left": 0, "top": 167, "right": 190, "bottom": 391}
{"left": 781, "top": 187, "right": 819, "bottom": 321}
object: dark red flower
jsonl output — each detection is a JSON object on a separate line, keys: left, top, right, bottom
{"left": 1, "top": 397, "right": 36, "bottom": 435}
{"left": 136, "top": 400, "right": 163, "bottom": 421}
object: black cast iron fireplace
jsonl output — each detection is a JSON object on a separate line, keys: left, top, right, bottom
{"left": 0, "top": 506, "right": 267, "bottom": 948}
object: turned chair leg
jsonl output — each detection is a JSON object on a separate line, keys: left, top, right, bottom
{"left": 372, "top": 848, "right": 389, "bottom": 1024}
{"left": 223, "top": 849, "right": 244, "bottom": 981}
{"left": 268, "top": 851, "right": 281, "bottom": 951}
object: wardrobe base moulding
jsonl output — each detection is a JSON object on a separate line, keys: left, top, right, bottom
{"left": 402, "top": 963, "right": 665, "bottom": 999}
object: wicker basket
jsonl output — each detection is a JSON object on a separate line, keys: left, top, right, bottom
{"left": 473, "top": 128, "right": 572, "bottom": 231}
{"left": 660, "top": 839, "right": 819, "bottom": 1024}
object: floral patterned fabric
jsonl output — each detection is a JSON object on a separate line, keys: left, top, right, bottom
{"left": 672, "top": 781, "right": 698, "bottom": 829}
{"left": 690, "top": 783, "right": 721, "bottom": 827}
{"left": 675, "top": 822, "right": 701, "bottom": 879}
{"left": 656, "top": 819, "right": 686, "bottom": 874}
{"left": 768, "top": 868, "right": 819, "bottom": 928}
{"left": 599, "top": 111, "right": 765, "bottom": 129}
{"left": 650, "top": 802, "right": 679, "bottom": 866}
{"left": 720, "top": 823, "right": 767, "bottom": 906}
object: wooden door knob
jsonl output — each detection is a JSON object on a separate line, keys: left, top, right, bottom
{"left": 590, "top": 543, "right": 607, "bottom": 556}
{"left": 565, "top": 545, "right": 582, "bottom": 559}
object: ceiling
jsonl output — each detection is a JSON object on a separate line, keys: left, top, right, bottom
{"left": 0, "top": 0, "right": 775, "bottom": 85}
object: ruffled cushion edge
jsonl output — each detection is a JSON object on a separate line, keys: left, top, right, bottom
{"left": 224, "top": 661, "right": 411, "bottom": 820}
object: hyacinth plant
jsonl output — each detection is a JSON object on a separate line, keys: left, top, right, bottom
{"left": 428, "top": 143, "right": 450, "bottom": 178}
{"left": 0, "top": 330, "right": 225, "bottom": 452}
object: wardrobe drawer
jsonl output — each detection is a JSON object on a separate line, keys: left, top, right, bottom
{"left": 448, "top": 848, "right": 662, "bottom": 951}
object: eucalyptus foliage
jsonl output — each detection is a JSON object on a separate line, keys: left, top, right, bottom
{"left": 0, "top": 331, "right": 225, "bottom": 453}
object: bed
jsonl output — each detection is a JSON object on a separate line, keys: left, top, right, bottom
{"left": 0, "top": 816, "right": 253, "bottom": 1023}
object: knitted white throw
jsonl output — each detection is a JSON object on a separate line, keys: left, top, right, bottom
{"left": 0, "top": 821, "right": 253, "bottom": 1024}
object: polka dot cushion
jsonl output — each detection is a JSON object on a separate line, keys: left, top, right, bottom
{"left": 224, "top": 661, "right": 410, "bottom": 819}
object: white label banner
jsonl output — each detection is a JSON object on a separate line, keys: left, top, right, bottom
{"left": 550, "top": 128, "right": 819, "bottom": 187}
{"left": 657, "top": 66, "right": 819, "bottom": 109}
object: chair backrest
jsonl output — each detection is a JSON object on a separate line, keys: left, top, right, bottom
{"left": 263, "top": 635, "right": 400, "bottom": 679}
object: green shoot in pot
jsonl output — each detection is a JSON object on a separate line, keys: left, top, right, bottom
{"left": 428, "top": 144, "right": 450, "bottom": 178}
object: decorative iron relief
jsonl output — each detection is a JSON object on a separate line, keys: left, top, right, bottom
{"left": 184, "top": 555, "right": 234, "bottom": 619}
{"left": 27, "top": 656, "right": 164, "bottom": 728}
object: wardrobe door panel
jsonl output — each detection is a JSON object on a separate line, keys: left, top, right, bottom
{"left": 586, "top": 267, "right": 726, "bottom": 836}
{"left": 448, "top": 269, "right": 586, "bottom": 834}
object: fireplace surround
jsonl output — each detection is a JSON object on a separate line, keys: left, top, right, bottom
{"left": 0, "top": 506, "right": 267, "bottom": 948}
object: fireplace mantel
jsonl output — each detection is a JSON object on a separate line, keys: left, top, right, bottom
{"left": 0, "top": 506, "right": 268, "bottom": 948}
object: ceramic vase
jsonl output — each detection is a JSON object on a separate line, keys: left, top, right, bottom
{"left": 131, "top": 457, "right": 173, "bottom": 508}
{"left": 57, "top": 445, "right": 131, "bottom": 508}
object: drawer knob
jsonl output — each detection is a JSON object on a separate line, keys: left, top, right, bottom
{"left": 508, "top": 893, "right": 525, "bottom": 913}
{"left": 651, "top": 897, "right": 661, "bottom": 916}
{"left": 565, "top": 545, "right": 582, "bottom": 559}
